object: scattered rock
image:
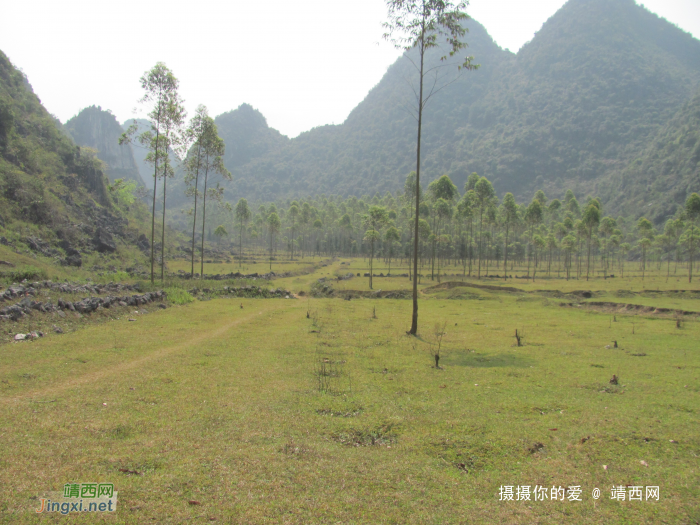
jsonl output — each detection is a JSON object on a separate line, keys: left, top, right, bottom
{"left": 53, "top": 325, "right": 64, "bottom": 334}
{"left": 136, "top": 233, "right": 150, "bottom": 252}
{"left": 93, "top": 228, "right": 117, "bottom": 253}
{"left": 14, "top": 333, "right": 26, "bottom": 341}
{"left": 61, "top": 254, "right": 83, "bottom": 267}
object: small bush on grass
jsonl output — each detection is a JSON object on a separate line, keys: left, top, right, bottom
{"left": 165, "top": 287, "right": 194, "bottom": 305}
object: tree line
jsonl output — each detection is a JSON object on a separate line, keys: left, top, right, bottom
{"left": 206, "top": 171, "right": 699, "bottom": 285}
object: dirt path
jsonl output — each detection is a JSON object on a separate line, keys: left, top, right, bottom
{"left": 1, "top": 303, "right": 287, "bottom": 405}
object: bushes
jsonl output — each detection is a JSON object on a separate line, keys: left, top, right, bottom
{"left": 165, "top": 287, "right": 194, "bottom": 305}
{"left": 0, "top": 265, "right": 48, "bottom": 283}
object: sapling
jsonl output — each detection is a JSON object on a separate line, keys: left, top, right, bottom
{"left": 430, "top": 321, "right": 447, "bottom": 369}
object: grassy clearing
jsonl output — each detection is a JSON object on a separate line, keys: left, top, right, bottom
{"left": 1, "top": 259, "right": 698, "bottom": 524}
{"left": 166, "top": 256, "right": 321, "bottom": 277}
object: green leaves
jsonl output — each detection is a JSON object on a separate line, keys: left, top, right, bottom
{"left": 383, "top": 0, "right": 475, "bottom": 69}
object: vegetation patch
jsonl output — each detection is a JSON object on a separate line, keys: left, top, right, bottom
{"left": 165, "top": 287, "right": 194, "bottom": 305}
{"left": 316, "top": 406, "right": 363, "bottom": 418}
{"left": 332, "top": 423, "right": 397, "bottom": 447}
{"left": 0, "top": 265, "right": 48, "bottom": 283}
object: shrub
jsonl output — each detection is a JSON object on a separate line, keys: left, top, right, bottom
{"left": 0, "top": 265, "right": 48, "bottom": 283}
{"left": 165, "top": 287, "right": 194, "bottom": 305}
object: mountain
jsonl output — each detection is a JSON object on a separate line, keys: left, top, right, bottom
{"left": 214, "top": 103, "right": 289, "bottom": 170}
{"left": 65, "top": 106, "right": 145, "bottom": 186}
{"left": 158, "top": 103, "right": 288, "bottom": 214}
{"left": 0, "top": 50, "right": 148, "bottom": 264}
{"left": 214, "top": 0, "right": 700, "bottom": 223}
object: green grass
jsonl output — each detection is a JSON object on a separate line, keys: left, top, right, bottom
{"left": 0, "top": 261, "right": 699, "bottom": 523}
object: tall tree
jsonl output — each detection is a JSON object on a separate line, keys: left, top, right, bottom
{"left": 158, "top": 97, "right": 186, "bottom": 281}
{"left": 362, "top": 206, "right": 389, "bottom": 289}
{"left": 120, "top": 62, "right": 184, "bottom": 284}
{"left": 501, "top": 192, "right": 518, "bottom": 281}
{"left": 213, "top": 225, "right": 227, "bottom": 247}
{"left": 685, "top": 193, "right": 700, "bottom": 283}
{"left": 433, "top": 198, "right": 452, "bottom": 281}
{"left": 581, "top": 202, "right": 601, "bottom": 281}
{"left": 403, "top": 171, "right": 419, "bottom": 281}
{"left": 385, "top": 226, "right": 401, "bottom": 274}
{"left": 300, "top": 202, "right": 311, "bottom": 258}
{"left": 267, "top": 212, "right": 281, "bottom": 271}
{"left": 474, "top": 176, "right": 496, "bottom": 278}
{"left": 198, "top": 118, "right": 231, "bottom": 278}
{"left": 184, "top": 105, "right": 209, "bottom": 278}
{"left": 524, "top": 198, "right": 543, "bottom": 280}
{"left": 636, "top": 217, "right": 654, "bottom": 281}
{"left": 235, "top": 198, "right": 251, "bottom": 268}
{"left": 383, "top": 0, "right": 476, "bottom": 335}
{"left": 288, "top": 203, "right": 300, "bottom": 260}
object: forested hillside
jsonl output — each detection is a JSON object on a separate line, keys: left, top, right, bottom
{"left": 0, "top": 50, "right": 149, "bottom": 266}
{"left": 603, "top": 88, "right": 700, "bottom": 223}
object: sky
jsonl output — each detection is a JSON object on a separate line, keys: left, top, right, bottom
{"left": 1, "top": 0, "right": 698, "bottom": 138}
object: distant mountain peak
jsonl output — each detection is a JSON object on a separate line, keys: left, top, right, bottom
{"left": 65, "top": 106, "right": 145, "bottom": 187}
{"left": 216, "top": 103, "right": 274, "bottom": 133}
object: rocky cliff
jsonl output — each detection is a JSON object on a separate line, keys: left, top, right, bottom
{"left": 65, "top": 106, "right": 145, "bottom": 186}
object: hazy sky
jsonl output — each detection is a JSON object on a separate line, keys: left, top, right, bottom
{"left": 1, "top": 0, "right": 698, "bottom": 138}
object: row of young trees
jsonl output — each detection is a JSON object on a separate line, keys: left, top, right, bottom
{"left": 120, "top": 64, "right": 231, "bottom": 283}
{"left": 216, "top": 171, "right": 700, "bottom": 285}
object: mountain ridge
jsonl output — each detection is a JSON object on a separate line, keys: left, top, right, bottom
{"left": 201, "top": 0, "right": 700, "bottom": 225}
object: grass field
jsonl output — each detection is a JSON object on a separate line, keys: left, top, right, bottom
{"left": 1, "top": 257, "right": 699, "bottom": 524}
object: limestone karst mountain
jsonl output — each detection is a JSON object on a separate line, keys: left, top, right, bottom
{"left": 65, "top": 105, "right": 145, "bottom": 187}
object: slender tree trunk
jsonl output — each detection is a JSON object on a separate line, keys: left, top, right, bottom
{"left": 190, "top": 146, "right": 202, "bottom": 278}
{"left": 477, "top": 210, "right": 483, "bottom": 279}
{"left": 527, "top": 229, "right": 532, "bottom": 280}
{"left": 409, "top": 34, "right": 425, "bottom": 336}
{"left": 503, "top": 224, "right": 509, "bottom": 281}
{"left": 586, "top": 232, "right": 592, "bottom": 281}
{"left": 689, "top": 225, "right": 694, "bottom": 283}
{"left": 200, "top": 160, "right": 209, "bottom": 280}
{"left": 370, "top": 240, "right": 374, "bottom": 290}
{"left": 150, "top": 121, "right": 161, "bottom": 285}
{"left": 161, "top": 162, "right": 167, "bottom": 282}
{"left": 239, "top": 225, "right": 244, "bottom": 269}
{"left": 291, "top": 221, "right": 295, "bottom": 261}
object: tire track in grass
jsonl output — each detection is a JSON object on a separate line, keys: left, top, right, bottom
{"left": 1, "top": 301, "right": 289, "bottom": 405}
